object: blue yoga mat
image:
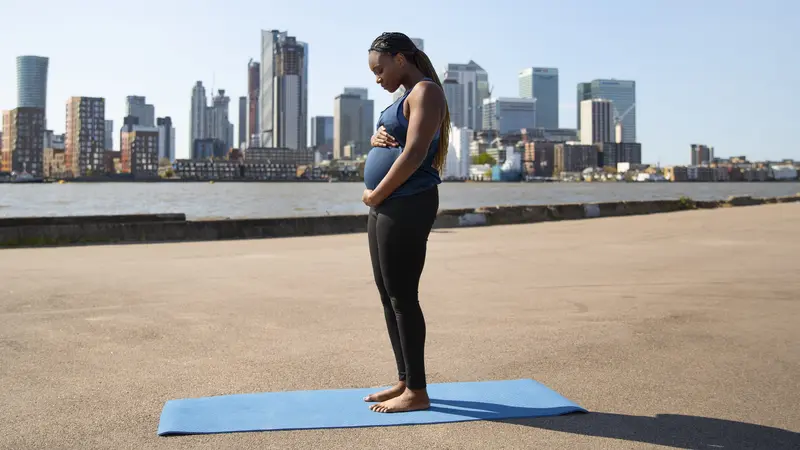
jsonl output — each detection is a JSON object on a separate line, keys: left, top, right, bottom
{"left": 157, "top": 378, "right": 585, "bottom": 436}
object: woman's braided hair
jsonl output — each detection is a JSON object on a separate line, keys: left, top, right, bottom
{"left": 369, "top": 32, "right": 450, "bottom": 172}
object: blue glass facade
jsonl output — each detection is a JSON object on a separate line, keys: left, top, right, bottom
{"left": 16, "top": 56, "right": 49, "bottom": 110}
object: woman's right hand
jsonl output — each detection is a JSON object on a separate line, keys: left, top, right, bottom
{"left": 371, "top": 126, "right": 398, "bottom": 148}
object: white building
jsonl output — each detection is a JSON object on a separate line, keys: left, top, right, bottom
{"left": 501, "top": 146, "right": 521, "bottom": 173}
{"left": 580, "top": 99, "right": 613, "bottom": 145}
{"left": 443, "top": 126, "right": 471, "bottom": 180}
{"left": 771, "top": 165, "right": 798, "bottom": 180}
{"left": 260, "top": 29, "right": 308, "bottom": 150}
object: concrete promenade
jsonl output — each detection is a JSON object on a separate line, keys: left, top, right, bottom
{"left": 1, "top": 204, "right": 799, "bottom": 449}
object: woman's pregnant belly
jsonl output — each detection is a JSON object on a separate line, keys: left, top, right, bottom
{"left": 364, "top": 146, "right": 402, "bottom": 190}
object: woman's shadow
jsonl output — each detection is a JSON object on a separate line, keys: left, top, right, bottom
{"left": 429, "top": 399, "right": 800, "bottom": 449}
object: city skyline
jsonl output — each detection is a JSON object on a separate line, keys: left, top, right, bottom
{"left": 1, "top": 0, "right": 797, "bottom": 165}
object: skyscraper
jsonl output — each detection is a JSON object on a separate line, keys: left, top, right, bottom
{"left": 392, "top": 38, "right": 425, "bottom": 102}
{"left": 519, "top": 67, "right": 559, "bottom": 129}
{"left": 441, "top": 61, "right": 490, "bottom": 130}
{"left": 576, "top": 82, "right": 592, "bottom": 131}
{"left": 260, "top": 29, "right": 308, "bottom": 150}
{"left": 157, "top": 117, "right": 176, "bottom": 162}
{"left": 16, "top": 56, "right": 49, "bottom": 112}
{"left": 579, "top": 99, "right": 613, "bottom": 145}
{"left": 442, "top": 75, "right": 464, "bottom": 130}
{"left": 238, "top": 96, "right": 247, "bottom": 148}
{"left": 104, "top": 120, "right": 114, "bottom": 150}
{"left": 126, "top": 96, "right": 155, "bottom": 127}
{"left": 576, "top": 79, "right": 636, "bottom": 142}
{"left": 209, "top": 89, "right": 233, "bottom": 151}
{"left": 310, "top": 116, "right": 334, "bottom": 153}
{"left": 334, "top": 89, "right": 374, "bottom": 160}
{"left": 190, "top": 81, "right": 207, "bottom": 153}
{"left": 65, "top": 97, "right": 106, "bottom": 177}
{"left": 247, "top": 59, "right": 260, "bottom": 147}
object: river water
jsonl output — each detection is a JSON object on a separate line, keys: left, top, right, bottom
{"left": 1, "top": 182, "right": 798, "bottom": 219}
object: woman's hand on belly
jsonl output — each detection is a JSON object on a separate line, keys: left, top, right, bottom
{"left": 370, "top": 126, "right": 398, "bottom": 148}
{"left": 362, "top": 189, "right": 380, "bottom": 207}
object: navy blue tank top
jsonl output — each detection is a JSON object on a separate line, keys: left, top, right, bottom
{"left": 363, "top": 79, "right": 441, "bottom": 198}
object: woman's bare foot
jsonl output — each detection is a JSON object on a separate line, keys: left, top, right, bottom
{"left": 363, "top": 381, "right": 406, "bottom": 402}
{"left": 369, "top": 388, "right": 430, "bottom": 413}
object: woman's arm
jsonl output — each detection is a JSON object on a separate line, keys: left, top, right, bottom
{"left": 367, "top": 82, "right": 445, "bottom": 205}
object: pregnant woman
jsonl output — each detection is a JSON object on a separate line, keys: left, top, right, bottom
{"left": 361, "top": 32, "right": 450, "bottom": 413}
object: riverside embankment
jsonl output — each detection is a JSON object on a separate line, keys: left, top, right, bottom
{"left": 1, "top": 194, "right": 798, "bottom": 248}
{"left": 1, "top": 203, "right": 799, "bottom": 449}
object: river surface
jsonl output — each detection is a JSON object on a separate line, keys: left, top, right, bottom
{"left": 1, "top": 182, "right": 798, "bottom": 219}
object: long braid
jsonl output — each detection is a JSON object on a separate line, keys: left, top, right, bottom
{"left": 369, "top": 33, "right": 451, "bottom": 173}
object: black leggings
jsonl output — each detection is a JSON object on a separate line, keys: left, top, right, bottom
{"left": 367, "top": 186, "right": 439, "bottom": 390}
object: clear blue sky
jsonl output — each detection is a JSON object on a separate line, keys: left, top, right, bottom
{"left": 1, "top": 0, "right": 797, "bottom": 165}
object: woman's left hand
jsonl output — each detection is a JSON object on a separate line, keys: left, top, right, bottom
{"left": 362, "top": 189, "right": 380, "bottom": 208}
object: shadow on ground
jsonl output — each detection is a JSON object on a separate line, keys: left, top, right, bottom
{"left": 430, "top": 399, "right": 800, "bottom": 449}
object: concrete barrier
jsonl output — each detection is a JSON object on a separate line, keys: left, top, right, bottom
{"left": 1, "top": 195, "right": 799, "bottom": 248}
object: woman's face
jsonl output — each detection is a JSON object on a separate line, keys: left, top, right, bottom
{"left": 368, "top": 51, "right": 406, "bottom": 93}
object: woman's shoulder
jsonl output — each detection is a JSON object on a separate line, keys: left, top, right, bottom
{"left": 407, "top": 81, "right": 445, "bottom": 106}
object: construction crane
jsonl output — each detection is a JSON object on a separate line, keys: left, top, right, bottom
{"left": 614, "top": 103, "right": 635, "bottom": 125}
{"left": 613, "top": 103, "right": 635, "bottom": 143}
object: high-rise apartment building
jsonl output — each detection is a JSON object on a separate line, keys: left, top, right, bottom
{"left": 1, "top": 108, "right": 46, "bottom": 176}
{"left": 392, "top": 38, "right": 425, "bottom": 102}
{"left": 580, "top": 99, "right": 613, "bottom": 145}
{"left": 482, "top": 97, "right": 537, "bottom": 134}
{"left": 334, "top": 89, "right": 374, "bottom": 159}
{"left": 120, "top": 116, "right": 159, "bottom": 177}
{"left": 576, "top": 79, "right": 636, "bottom": 142}
{"left": 310, "top": 116, "right": 334, "bottom": 153}
{"left": 554, "top": 143, "right": 598, "bottom": 174}
{"left": 519, "top": 67, "right": 558, "bottom": 129}
{"left": 260, "top": 29, "right": 308, "bottom": 150}
{"left": 238, "top": 96, "right": 247, "bottom": 148}
{"left": 599, "top": 142, "right": 642, "bottom": 167}
{"left": 690, "top": 144, "right": 714, "bottom": 165}
{"left": 190, "top": 81, "right": 207, "bottom": 153}
{"left": 247, "top": 59, "right": 260, "bottom": 147}
{"left": 16, "top": 56, "right": 49, "bottom": 114}
{"left": 65, "top": 97, "right": 106, "bottom": 177}
{"left": 126, "top": 96, "right": 155, "bottom": 127}
{"left": 157, "top": 117, "right": 175, "bottom": 162}
{"left": 441, "top": 61, "right": 490, "bottom": 130}
{"left": 208, "top": 89, "right": 233, "bottom": 150}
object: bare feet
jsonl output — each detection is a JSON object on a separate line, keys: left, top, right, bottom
{"left": 363, "top": 381, "right": 406, "bottom": 402}
{"left": 370, "top": 388, "right": 430, "bottom": 413}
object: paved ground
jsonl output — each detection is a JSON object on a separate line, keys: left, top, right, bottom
{"left": 1, "top": 204, "right": 799, "bottom": 449}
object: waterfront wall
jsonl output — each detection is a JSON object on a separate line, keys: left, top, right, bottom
{"left": 1, "top": 195, "right": 798, "bottom": 248}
